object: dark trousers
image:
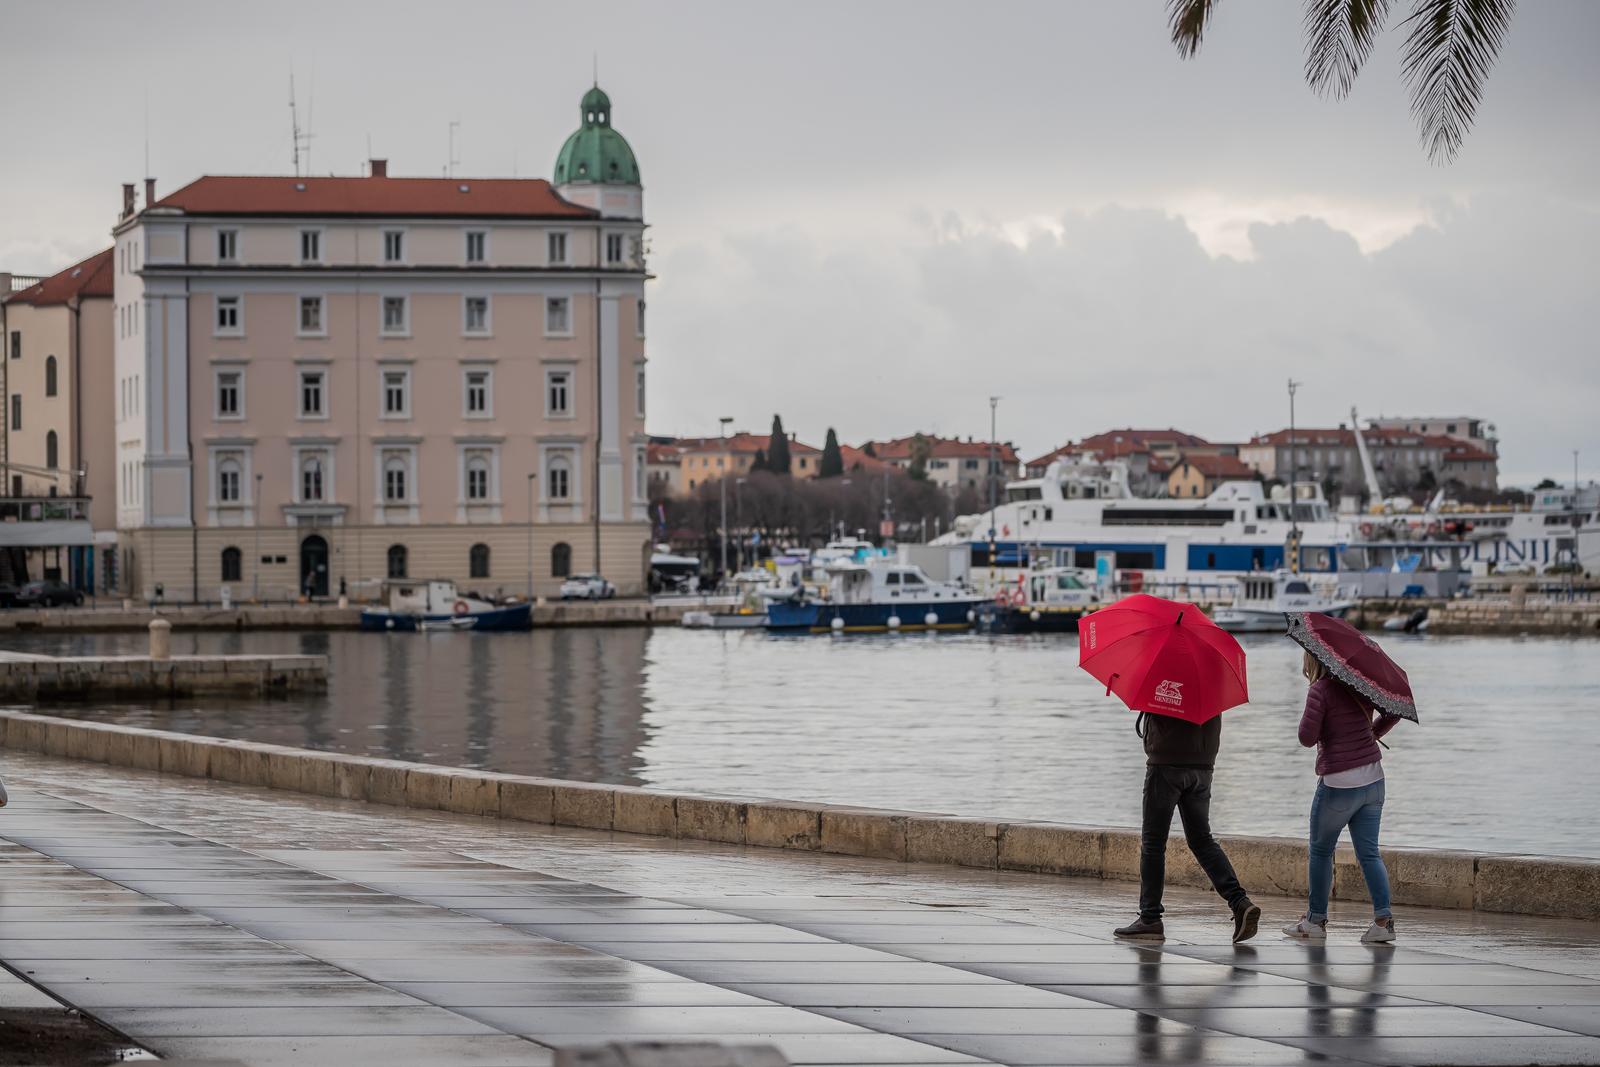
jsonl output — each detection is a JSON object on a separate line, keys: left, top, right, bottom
{"left": 1139, "top": 765, "right": 1249, "bottom": 921}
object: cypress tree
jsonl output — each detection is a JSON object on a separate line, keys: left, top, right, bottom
{"left": 820, "top": 428, "right": 844, "bottom": 478}
{"left": 767, "top": 415, "right": 792, "bottom": 475}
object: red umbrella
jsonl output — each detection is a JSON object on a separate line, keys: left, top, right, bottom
{"left": 1286, "top": 612, "right": 1418, "bottom": 722}
{"left": 1078, "top": 594, "right": 1249, "bottom": 725}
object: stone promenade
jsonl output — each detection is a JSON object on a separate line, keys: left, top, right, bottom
{"left": 1, "top": 749, "right": 1598, "bottom": 1067}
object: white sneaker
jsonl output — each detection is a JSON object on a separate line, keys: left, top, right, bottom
{"left": 1362, "top": 916, "right": 1397, "bottom": 943}
{"left": 1282, "top": 914, "right": 1327, "bottom": 940}
{"left": 0, "top": 775, "right": 8, "bottom": 807}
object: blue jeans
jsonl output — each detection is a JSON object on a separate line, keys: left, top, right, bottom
{"left": 1308, "top": 779, "right": 1392, "bottom": 922}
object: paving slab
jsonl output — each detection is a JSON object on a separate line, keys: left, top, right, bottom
{"left": 2, "top": 748, "right": 1599, "bottom": 1067}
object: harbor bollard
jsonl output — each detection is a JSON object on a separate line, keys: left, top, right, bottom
{"left": 148, "top": 617, "right": 172, "bottom": 661}
{"left": 338, "top": 594, "right": 348, "bottom": 609}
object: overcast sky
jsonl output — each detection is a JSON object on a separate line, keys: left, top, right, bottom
{"left": 5, "top": 1, "right": 1595, "bottom": 484}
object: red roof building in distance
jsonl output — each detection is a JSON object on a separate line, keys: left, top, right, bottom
{"left": 1026, "top": 429, "right": 1216, "bottom": 497}
{"left": 838, "top": 444, "right": 893, "bottom": 474}
{"left": 1167, "top": 452, "right": 1257, "bottom": 497}
{"left": 857, "top": 435, "right": 1020, "bottom": 493}
{"left": 4, "top": 248, "right": 114, "bottom": 306}
{"left": 1238, "top": 426, "right": 1498, "bottom": 494}
{"left": 659, "top": 432, "right": 824, "bottom": 494}
{"left": 147, "top": 174, "right": 597, "bottom": 221}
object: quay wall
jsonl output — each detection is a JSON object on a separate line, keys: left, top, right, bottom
{"left": 2, "top": 710, "right": 1594, "bottom": 923}
{"left": 0, "top": 600, "right": 689, "bottom": 633}
{"left": 1349, "top": 599, "right": 1600, "bottom": 636}
{"left": 0, "top": 657, "right": 327, "bottom": 701}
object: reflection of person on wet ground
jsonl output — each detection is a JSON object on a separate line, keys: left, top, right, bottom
{"left": 1127, "top": 950, "right": 1249, "bottom": 1064}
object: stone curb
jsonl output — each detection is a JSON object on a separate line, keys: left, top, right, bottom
{"left": 1, "top": 709, "right": 1594, "bottom": 922}
{"left": 0, "top": 656, "right": 326, "bottom": 701}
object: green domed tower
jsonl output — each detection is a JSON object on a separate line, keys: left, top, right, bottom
{"left": 553, "top": 85, "right": 642, "bottom": 219}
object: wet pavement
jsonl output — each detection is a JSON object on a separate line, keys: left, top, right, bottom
{"left": 0, "top": 750, "right": 1597, "bottom": 1066}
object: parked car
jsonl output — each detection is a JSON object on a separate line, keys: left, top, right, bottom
{"left": 0, "top": 583, "right": 18, "bottom": 609}
{"left": 558, "top": 574, "right": 616, "bottom": 600}
{"left": 15, "top": 579, "right": 85, "bottom": 608}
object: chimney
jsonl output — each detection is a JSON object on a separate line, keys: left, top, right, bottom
{"left": 370, "top": 159, "right": 388, "bottom": 178}
{"left": 121, "top": 183, "right": 136, "bottom": 219}
{"left": 144, "top": 177, "right": 156, "bottom": 208}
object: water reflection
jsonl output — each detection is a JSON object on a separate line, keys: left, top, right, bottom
{"left": 5, "top": 627, "right": 1595, "bottom": 858}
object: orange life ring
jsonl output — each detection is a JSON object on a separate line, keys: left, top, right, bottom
{"left": 452, "top": 599, "right": 470, "bottom": 615}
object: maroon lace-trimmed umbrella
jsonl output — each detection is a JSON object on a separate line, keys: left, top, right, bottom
{"left": 1078, "top": 594, "right": 1249, "bottom": 725}
{"left": 1286, "top": 611, "right": 1419, "bottom": 723}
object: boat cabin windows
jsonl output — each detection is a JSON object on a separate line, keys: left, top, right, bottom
{"left": 1284, "top": 580, "right": 1312, "bottom": 594}
{"left": 1007, "top": 486, "right": 1043, "bottom": 502}
{"left": 1241, "top": 577, "right": 1275, "bottom": 601}
{"left": 1056, "top": 574, "right": 1087, "bottom": 590}
{"left": 1103, "top": 507, "right": 1231, "bottom": 527}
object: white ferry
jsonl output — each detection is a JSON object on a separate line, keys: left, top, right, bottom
{"left": 935, "top": 458, "right": 1351, "bottom": 586}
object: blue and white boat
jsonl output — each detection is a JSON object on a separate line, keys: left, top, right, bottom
{"left": 360, "top": 580, "right": 531, "bottom": 633}
{"left": 766, "top": 558, "right": 985, "bottom": 634}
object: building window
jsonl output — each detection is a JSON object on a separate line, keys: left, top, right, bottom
{"left": 635, "top": 365, "right": 645, "bottom": 418}
{"left": 215, "top": 295, "right": 241, "bottom": 334}
{"left": 464, "top": 368, "right": 491, "bottom": 417}
{"left": 466, "top": 456, "right": 490, "bottom": 501}
{"left": 45, "top": 356, "right": 57, "bottom": 397}
{"left": 381, "top": 368, "right": 410, "bottom": 418}
{"left": 383, "top": 456, "right": 408, "bottom": 502}
{"left": 547, "top": 456, "right": 571, "bottom": 500}
{"left": 45, "top": 430, "right": 58, "bottom": 469}
{"left": 221, "top": 546, "right": 242, "bottom": 582}
{"left": 637, "top": 299, "right": 646, "bottom": 336}
{"left": 10, "top": 395, "right": 19, "bottom": 431}
{"left": 605, "top": 233, "right": 624, "bottom": 264}
{"left": 387, "top": 544, "right": 408, "bottom": 579}
{"left": 216, "top": 369, "right": 242, "bottom": 418}
{"left": 465, "top": 231, "right": 486, "bottom": 263}
{"left": 299, "top": 370, "right": 326, "bottom": 417}
{"left": 8, "top": 331, "right": 18, "bottom": 360}
{"left": 299, "top": 295, "right": 324, "bottom": 334}
{"left": 551, "top": 541, "right": 572, "bottom": 578}
{"left": 217, "top": 458, "right": 242, "bottom": 503}
{"left": 463, "top": 296, "right": 489, "bottom": 334}
{"left": 469, "top": 542, "right": 490, "bottom": 579}
{"left": 635, "top": 445, "right": 646, "bottom": 500}
{"left": 383, "top": 230, "right": 404, "bottom": 263}
{"left": 299, "top": 229, "right": 321, "bottom": 263}
{"left": 545, "top": 296, "right": 570, "bottom": 335}
{"left": 217, "top": 229, "right": 238, "bottom": 261}
{"left": 381, "top": 296, "right": 408, "bottom": 334}
{"left": 300, "top": 455, "right": 324, "bottom": 502}
{"left": 548, "top": 232, "right": 568, "bottom": 264}
{"left": 546, "top": 369, "right": 571, "bottom": 416}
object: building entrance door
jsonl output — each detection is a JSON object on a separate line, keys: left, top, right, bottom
{"left": 300, "top": 535, "right": 329, "bottom": 598}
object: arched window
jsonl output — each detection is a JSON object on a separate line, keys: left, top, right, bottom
{"left": 547, "top": 455, "right": 571, "bottom": 500}
{"left": 45, "top": 430, "right": 58, "bottom": 469}
{"left": 387, "top": 544, "right": 408, "bottom": 579}
{"left": 217, "top": 458, "right": 241, "bottom": 502}
{"left": 551, "top": 541, "right": 572, "bottom": 578}
{"left": 469, "top": 542, "right": 490, "bottom": 579}
{"left": 220, "top": 546, "right": 242, "bottom": 582}
{"left": 45, "top": 356, "right": 57, "bottom": 397}
{"left": 301, "top": 455, "right": 324, "bottom": 502}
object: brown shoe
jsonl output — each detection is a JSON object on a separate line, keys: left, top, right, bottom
{"left": 1232, "top": 900, "right": 1260, "bottom": 944}
{"left": 1113, "top": 916, "right": 1165, "bottom": 940}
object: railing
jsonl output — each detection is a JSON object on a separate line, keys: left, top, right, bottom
{"left": 0, "top": 496, "right": 92, "bottom": 522}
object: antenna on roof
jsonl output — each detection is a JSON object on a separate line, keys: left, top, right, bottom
{"left": 593, "top": 52, "right": 598, "bottom": 86}
{"left": 142, "top": 84, "right": 150, "bottom": 187}
{"left": 447, "top": 119, "right": 461, "bottom": 178}
{"left": 305, "top": 66, "right": 315, "bottom": 175}
{"left": 288, "top": 70, "right": 314, "bottom": 177}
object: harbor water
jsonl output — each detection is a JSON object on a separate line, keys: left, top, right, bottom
{"left": 5, "top": 627, "right": 1596, "bottom": 860}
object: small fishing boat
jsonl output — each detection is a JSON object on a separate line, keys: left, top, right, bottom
{"left": 766, "top": 558, "right": 985, "bottom": 634}
{"left": 681, "top": 609, "right": 767, "bottom": 630}
{"left": 360, "top": 580, "right": 532, "bottom": 632}
{"left": 1212, "top": 571, "right": 1353, "bottom": 633}
{"left": 978, "top": 566, "right": 1099, "bottom": 634}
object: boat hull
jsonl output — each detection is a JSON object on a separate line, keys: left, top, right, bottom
{"left": 977, "top": 604, "right": 1087, "bottom": 634}
{"left": 682, "top": 611, "right": 767, "bottom": 630}
{"left": 360, "top": 602, "right": 532, "bottom": 633}
{"left": 766, "top": 599, "right": 983, "bottom": 634}
{"left": 1213, "top": 604, "right": 1351, "bottom": 634}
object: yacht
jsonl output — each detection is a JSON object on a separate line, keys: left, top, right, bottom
{"left": 766, "top": 558, "right": 986, "bottom": 634}
{"left": 360, "top": 580, "right": 531, "bottom": 632}
{"left": 1211, "top": 571, "right": 1353, "bottom": 633}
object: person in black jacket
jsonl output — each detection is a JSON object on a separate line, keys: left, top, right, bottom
{"left": 1113, "top": 712, "right": 1259, "bottom": 942}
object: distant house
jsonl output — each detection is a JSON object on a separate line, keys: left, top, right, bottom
{"left": 660, "top": 432, "right": 821, "bottom": 495}
{"left": 1167, "top": 453, "right": 1257, "bottom": 498}
{"left": 838, "top": 444, "right": 893, "bottom": 475}
{"left": 859, "top": 435, "right": 1020, "bottom": 493}
{"left": 1238, "top": 426, "right": 1485, "bottom": 495}
{"left": 1027, "top": 428, "right": 1221, "bottom": 497}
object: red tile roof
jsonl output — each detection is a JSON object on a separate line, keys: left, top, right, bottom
{"left": 1078, "top": 428, "right": 1210, "bottom": 452}
{"left": 4, "top": 248, "right": 113, "bottom": 306}
{"left": 1172, "top": 453, "right": 1255, "bottom": 479}
{"left": 839, "top": 445, "right": 893, "bottom": 473}
{"left": 863, "top": 435, "right": 1019, "bottom": 463}
{"left": 665, "top": 432, "right": 820, "bottom": 456}
{"left": 146, "top": 175, "right": 597, "bottom": 220}
{"left": 1247, "top": 427, "right": 1450, "bottom": 448}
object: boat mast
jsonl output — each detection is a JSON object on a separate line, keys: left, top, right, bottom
{"left": 1287, "top": 379, "right": 1301, "bottom": 574}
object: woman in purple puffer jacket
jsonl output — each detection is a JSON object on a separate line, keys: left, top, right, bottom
{"left": 1283, "top": 651, "right": 1403, "bottom": 943}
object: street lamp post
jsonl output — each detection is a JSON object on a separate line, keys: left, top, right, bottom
{"left": 735, "top": 477, "right": 747, "bottom": 572}
{"left": 253, "top": 472, "right": 263, "bottom": 602}
{"left": 988, "top": 396, "right": 1000, "bottom": 583}
{"left": 526, "top": 472, "right": 537, "bottom": 600}
{"left": 1287, "top": 378, "right": 1302, "bottom": 574}
{"left": 718, "top": 416, "right": 733, "bottom": 583}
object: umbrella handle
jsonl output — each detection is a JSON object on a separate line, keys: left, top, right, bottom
{"left": 1106, "top": 672, "right": 1118, "bottom": 697}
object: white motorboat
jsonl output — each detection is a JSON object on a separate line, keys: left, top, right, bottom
{"left": 681, "top": 609, "right": 767, "bottom": 630}
{"left": 1212, "top": 571, "right": 1354, "bottom": 633}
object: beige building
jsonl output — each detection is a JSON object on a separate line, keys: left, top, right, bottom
{"left": 1166, "top": 453, "right": 1256, "bottom": 498}
{"left": 1, "top": 250, "right": 116, "bottom": 589}
{"left": 864, "top": 435, "right": 1020, "bottom": 494}
{"left": 111, "top": 85, "right": 652, "bottom": 601}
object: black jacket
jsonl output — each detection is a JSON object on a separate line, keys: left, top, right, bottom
{"left": 1140, "top": 712, "right": 1221, "bottom": 768}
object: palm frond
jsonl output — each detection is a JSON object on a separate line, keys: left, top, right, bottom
{"left": 1304, "top": 0, "right": 1393, "bottom": 98}
{"left": 1168, "top": 0, "right": 1222, "bottom": 58}
{"left": 1400, "top": 0, "right": 1516, "bottom": 163}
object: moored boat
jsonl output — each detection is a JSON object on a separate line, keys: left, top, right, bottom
{"left": 1211, "top": 571, "right": 1352, "bottom": 633}
{"left": 360, "top": 580, "right": 532, "bottom": 632}
{"left": 766, "top": 558, "right": 985, "bottom": 634}
{"left": 978, "top": 566, "right": 1099, "bottom": 634}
